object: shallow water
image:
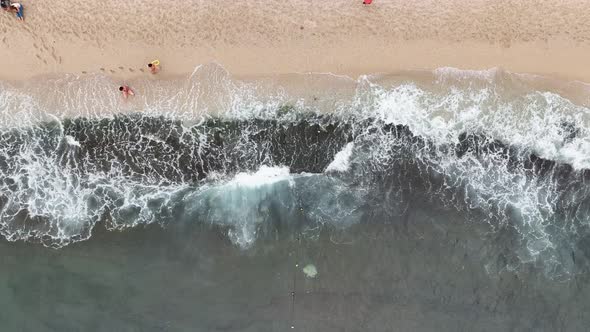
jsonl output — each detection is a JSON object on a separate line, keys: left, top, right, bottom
{"left": 2, "top": 66, "right": 590, "bottom": 330}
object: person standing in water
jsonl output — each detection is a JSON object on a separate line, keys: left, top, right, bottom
{"left": 147, "top": 60, "right": 160, "bottom": 74}
{"left": 119, "top": 85, "right": 135, "bottom": 99}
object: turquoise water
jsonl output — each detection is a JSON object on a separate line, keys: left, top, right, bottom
{"left": 3, "top": 208, "right": 588, "bottom": 331}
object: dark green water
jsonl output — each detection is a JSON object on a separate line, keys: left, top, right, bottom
{"left": 2, "top": 203, "right": 589, "bottom": 332}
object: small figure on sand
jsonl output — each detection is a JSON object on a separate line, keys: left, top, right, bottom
{"left": 9, "top": 2, "right": 24, "bottom": 21}
{"left": 2, "top": 1, "right": 24, "bottom": 20}
{"left": 119, "top": 85, "right": 135, "bottom": 99}
{"left": 363, "top": 0, "right": 372, "bottom": 4}
{"left": 147, "top": 60, "right": 160, "bottom": 74}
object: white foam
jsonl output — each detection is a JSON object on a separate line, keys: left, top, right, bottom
{"left": 348, "top": 72, "right": 590, "bottom": 278}
{"left": 65, "top": 135, "right": 80, "bottom": 146}
{"left": 229, "top": 166, "right": 293, "bottom": 188}
{"left": 433, "top": 66, "right": 500, "bottom": 83}
{"left": 325, "top": 142, "right": 354, "bottom": 173}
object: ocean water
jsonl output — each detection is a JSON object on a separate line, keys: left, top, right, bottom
{"left": 2, "top": 65, "right": 590, "bottom": 331}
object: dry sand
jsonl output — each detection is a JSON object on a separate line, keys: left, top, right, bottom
{"left": 1, "top": 0, "right": 590, "bottom": 82}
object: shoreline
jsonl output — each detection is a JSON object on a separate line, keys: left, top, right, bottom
{"left": 4, "top": 64, "right": 590, "bottom": 112}
{"left": 3, "top": 40, "right": 590, "bottom": 84}
{"left": 1, "top": 1, "right": 590, "bottom": 83}
{"left": 1, "top": 64, "right": 590, "bottom": 129}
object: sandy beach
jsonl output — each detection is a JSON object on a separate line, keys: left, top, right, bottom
{"left": 1, "top": 0, "right": 590, "bottom": 82}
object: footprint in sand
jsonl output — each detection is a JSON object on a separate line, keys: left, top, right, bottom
{"left": 118, "top": 66, "right": 124, "bottom": 70}
{"left": 128, "top": 68, "right": 134, "bottom": 72}
{"left": 82, "top": 71, "right": 87, "bottom": 74}
{"left": 33, "top": 43, "right": 38, "bottom": 49}
{"left": 139, "top": 68, "right": 145, "bottom": 73}
{"left": 109, "top": 69, "right": 115, "bottom": 73}
{"left": 100, "top": 68, "right": 105, "bottom": 72}
{"left": 58, "top": 56, "right": 62, "bottom": 64}
{"left": 35, "top": 54, "right": 42, "bottom": 60}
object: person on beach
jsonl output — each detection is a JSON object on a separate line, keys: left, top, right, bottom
{"left": 119, "top": 85, "right": 135, "bottom": 99}
{"left": 147, "top": 60, "right": 160, "bottom": 74}
{"left": 9, "top": 2, "right": 24, "bottom": 20}
{"left": 363, "top": 0, "right": 372, "bottom": 4}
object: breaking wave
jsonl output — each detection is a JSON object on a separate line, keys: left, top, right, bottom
{"left": 2, "top": 64, "right": 590, "bottom": 280}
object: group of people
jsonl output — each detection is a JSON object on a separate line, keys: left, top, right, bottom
{"left": 2, "top": 0, "right": 146, "bottom": 100}
{"left": 1, "top": 0, "right": 24, "bottom": 21}
{"left": 119, "top": 60, "right": 160, "bottom": 99}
